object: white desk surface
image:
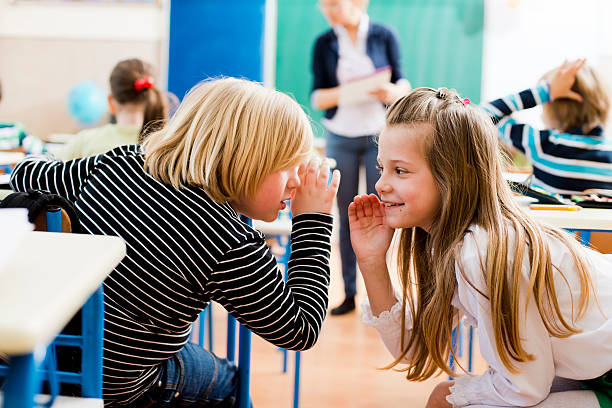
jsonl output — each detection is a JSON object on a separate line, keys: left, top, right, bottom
{"left": 517, "top": 198, "right": 612, "bottom": 231}
{"left": 0, "top": 232, "right": 125, "bottom": 354}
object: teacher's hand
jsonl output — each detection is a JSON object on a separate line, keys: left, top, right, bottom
{"left": 369, "top": 82, "right": 408, "bottom": 105}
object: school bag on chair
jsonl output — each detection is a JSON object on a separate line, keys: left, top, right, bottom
{"left": 0, "top": 189, "right": 82, "bottom": 233}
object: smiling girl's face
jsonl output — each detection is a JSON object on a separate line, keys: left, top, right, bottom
{"left": 375, "top": 124, "right": 441, "bottom": 232}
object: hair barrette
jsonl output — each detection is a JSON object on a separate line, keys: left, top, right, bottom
{"left": 462, "top": 98, "right": 471, "bottom": 106}
{"left": 134, "top": 76, "right": 154, "bottom": 91}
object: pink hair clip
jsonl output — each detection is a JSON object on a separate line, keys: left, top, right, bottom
{"left": 134, "top": 76, "right": 154, "bottom": 91}
{"left": 462, "top": 98, "right": 471, "bottom": 106}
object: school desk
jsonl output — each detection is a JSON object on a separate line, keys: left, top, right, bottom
{"left": 0, "top": 231, "right": 125, "bottom": 407}
{"left": 521, "top": 204, "right": 612, "bottom": 245}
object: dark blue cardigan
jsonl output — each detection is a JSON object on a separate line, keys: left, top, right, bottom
{"left": 311, "top": 22, "right": 404, "bottom": 119}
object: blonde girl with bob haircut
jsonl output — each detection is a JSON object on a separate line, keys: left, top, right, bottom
{"left": 348, "top": 87, "right": 612, "bottom": 407}
{"left": 10, "top": 77, "right": 340, "bottom": 406}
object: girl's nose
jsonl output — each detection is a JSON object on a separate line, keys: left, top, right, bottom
{"left": 375, "top": 177, "right": 390, "bottom": 196}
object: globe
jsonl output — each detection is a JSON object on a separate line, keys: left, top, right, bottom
{"left": 66, "top": 81, "right": 107, "bottom": 125}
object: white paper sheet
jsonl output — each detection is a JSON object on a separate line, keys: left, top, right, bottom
{"left": 338, "top": 67, "right": 392, "bottom": 106}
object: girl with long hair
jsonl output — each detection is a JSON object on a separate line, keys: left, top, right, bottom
{"left": 349, "top": 88, "right": 612, "bottom": 407}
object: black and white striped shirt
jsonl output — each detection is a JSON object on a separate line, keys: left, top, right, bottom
{"left": 10, "top": 145, "right": 333, "bottom": 406}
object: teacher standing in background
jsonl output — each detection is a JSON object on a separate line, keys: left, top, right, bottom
{"left": 311, "top": 0, "right": 410, "bottom": 315}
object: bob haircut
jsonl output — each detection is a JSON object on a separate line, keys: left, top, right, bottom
{"left": 541, "top": 63, "right": 610, "bottom": 133}
{"left": 142, "top": 77, "right": 313, "bottom": 202}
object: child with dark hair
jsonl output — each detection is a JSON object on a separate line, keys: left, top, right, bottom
{"left": 56, "top": 58, "right": 168, "bottom": 160}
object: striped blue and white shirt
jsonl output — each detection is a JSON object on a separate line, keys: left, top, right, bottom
{"left": 9, "top": 145, "right": 333, "bottom": 406}
{"left": 482, "top": 82, "right": 612, "bottom": 195}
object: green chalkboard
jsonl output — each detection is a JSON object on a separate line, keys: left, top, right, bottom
{"left": 275, "top": 0, "right": 484, "bottom": 138}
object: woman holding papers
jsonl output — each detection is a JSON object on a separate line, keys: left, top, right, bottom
{"left": 312, "top": 0, "right": 410, "bottom": 315}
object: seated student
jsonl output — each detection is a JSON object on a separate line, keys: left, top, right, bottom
{"left": 349, "top": 88, "right": 611, "bottom": 407}
{"left": 10, "top": 77, "right": 340, "bottom": 406}
{"left": 482, "top": 59, "right": 612, "bottom": 195}
{"left": 55, "top": 58, "right": 168, "bottom": 160}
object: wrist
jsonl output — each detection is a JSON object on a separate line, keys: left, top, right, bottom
{"left": 357, "top": 256, "right": 387, "bottom": 274}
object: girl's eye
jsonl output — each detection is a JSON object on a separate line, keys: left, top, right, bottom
{"left": 376, "top": 165, "right": 383, "bottom": 174}
{"left": 395, "top": 168, "right": 407, "bottom": 175}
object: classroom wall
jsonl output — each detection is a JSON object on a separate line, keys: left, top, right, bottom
{"left": 0, "top": 0, "right": 166, "bottom": 138}
{"left": 3, "top": 0, "right": 612, "bottom": 141}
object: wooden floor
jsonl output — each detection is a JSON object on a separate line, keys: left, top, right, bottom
{"left": 203, "top": 240, "right": 489, "bottom": 408}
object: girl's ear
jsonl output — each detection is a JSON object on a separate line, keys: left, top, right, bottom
{"left": 108, "top": 95, "right": 117, "bottom": 114}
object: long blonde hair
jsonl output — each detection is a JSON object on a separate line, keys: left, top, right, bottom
{"left": 142, "top": 77, "right": 312, "bottom": 202}
{"left": 387, "top": 88, "right": 594, "bottom": 379}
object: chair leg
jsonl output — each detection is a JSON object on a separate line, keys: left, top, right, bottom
{"left": 81, "top": 287, "right": 104, "bottom": 398}
{"left": 293, "top": 351, "right": 301, "bottom": 408}
{"left": 457, "top": 323, "right": 463, "bottom": 357}
{"left": 198, "top": 310, "right": 205, "bottom": 347}
{"left": 207, "top": 306, "right": 214, "bottom": 353}
{"left": 468, "top": 326, "right": 474, "bottom": 372}
{"left": 448, "top": 327, "right": 458, "bottom": 380}
{"left": 238, "top": 324, "right": 252, "bottom": 408}
{"left": 44, "top": 344, "right": 59, "bottom": 404}
{"left": 227, "top": 315, "right": 236, "bottom": 362}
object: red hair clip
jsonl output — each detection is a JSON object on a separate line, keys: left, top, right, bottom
{"left": 134, "top": 76, "right": 154, "bottom": 91}
{"left": 462, "top": 98, "right": 471, "bottom": 106}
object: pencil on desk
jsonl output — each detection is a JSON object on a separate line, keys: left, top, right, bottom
{"left": 529, "top": 204, "right": 582, "bottom": 211}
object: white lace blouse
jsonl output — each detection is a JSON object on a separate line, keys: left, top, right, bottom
{"left": 362, "top": 224, "right": 612, "bottom": 407}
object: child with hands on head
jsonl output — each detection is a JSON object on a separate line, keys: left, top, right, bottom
{"left": 10, "top": 77, "right": 340, "bottom": 406}
{"left": 483, "top": 59, "right": 612, "bottom": 195}
{"left": 349, "top": 88, "right": 612, "bottom": 408}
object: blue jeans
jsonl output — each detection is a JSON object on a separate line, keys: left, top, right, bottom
{"left": 133, "top": 342, "right": 239, "bottom": 407}
{"left": 325, "top": 131, "right": 379, "bottom": 298}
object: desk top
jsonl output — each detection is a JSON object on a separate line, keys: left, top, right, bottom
{"left": 524, "top": 207, "right": 612, "bottom": 231}
{"left": 0, "top": 232, "right": 125, "bottom": 354}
